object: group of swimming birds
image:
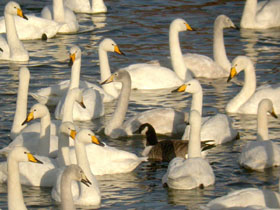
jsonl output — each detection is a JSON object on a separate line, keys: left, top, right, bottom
{"left": 1, "top": 0, "right": 280, "bottom": 209}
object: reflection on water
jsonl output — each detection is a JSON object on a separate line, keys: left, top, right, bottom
{"left": 1, "top": 0, "right": 280, "bottom": 209}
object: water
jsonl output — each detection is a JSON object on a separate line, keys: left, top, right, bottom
{"left": 1, "top": 0, "right": 280, "bottom": 209}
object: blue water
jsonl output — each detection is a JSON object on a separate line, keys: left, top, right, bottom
{"left": 1, "top": 0, "right": 280, "bottom": 209}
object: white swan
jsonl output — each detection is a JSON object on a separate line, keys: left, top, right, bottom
{"left": 101, "top": 69, "right": 188, "bottom": 138}
{"left": 239, "top": 99, "right": 280, "bottom": 170}
{"left": 0, "top": 122, "right": 77, "bottom": 187}
{"left": 118, "top": 18, "right": 193, "bottom": 90}
{"left": 173, "top": 79, "right": 238, "bottom": 145}
{"left": 162, "top": 110, "right": 215, "bottom": 190}
{"left": 30, "top": 39, "right": 123, "bottom": 105}
{"left": 0, "top": 1, "right": 29, "bottom": 62}
{"left": 10, "top": 67, "right": 58, "bottom": 140}
{"left": 55, "top": 46, "right": 104, "bottom": 121}
{"left": 64, "top": 0, "right": 107, "bottom": 14}
{"left": 240, "top": 0, "right": 280, "bottom": 29}
{"left": 61, "top": 165, "right": 92, "bottom": 210}
{"left": 226, "top": 56, "right": 280, "bottom": 114}
{"left": 41, "top": 0, "right": 79, "bottom": 33}
{"left": 52, "top": 129, "right": 102, "bottom": 207}
{"left": 183, "top": 15, "right": 236, "bottom": 78}
{"left": 6, "top": 146, "right": 43, "bottom": 210}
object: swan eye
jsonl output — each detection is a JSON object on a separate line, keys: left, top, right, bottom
{"left": 88, "top": 134, "right": 91, "bottom": 136}
{"left": 34, "top": 109, "right": 37, "bottom": 112}
{"left": 24, "top": 151, "right": 27, "bottom": 154}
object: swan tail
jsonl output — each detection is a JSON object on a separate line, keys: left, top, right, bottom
{"left": 29, "top": 92, "right": 48, "bottom": 104}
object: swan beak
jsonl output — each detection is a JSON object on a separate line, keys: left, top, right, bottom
{"left": 27, "top": 153, "right": 43, "bottom": 164}
{"left": 0, "top": 48, "right": 3, "bottom": 52}
{"left": 100, "top": 74, "right": 114, "bottom": 85}
{"left": 81, "top": 173, "right": 92, "bottom": 187}
{"left": 17, "top": 9, "right": 28, "bottom": 20}
{"left": 78, "top": 99, "right": 86, "bottom": 109}
{"left": 185, "top": 23, "right": 194, "bottom": 31}
{"left": 69, "top": 53, "right": 75, "bottom": 67}
{"left": 172, "top": 84, "right": 186, "bottom": 93}
{"left": 271, "top": 109, "right": 278, "bottom": 119}
{"left": 114, "top": 46, "right": 125, "bottom": 56}
{"left": 21, "top": 111, "right": 34, "bottom": 125}
{"left": 227, "top": 66, "right": 237, "bottom": 83}
{"left": 70, "top": 130, "right": 77, "bottom": 140}
{"left": 92, "top": 135, "right": 105, "bottom": 147}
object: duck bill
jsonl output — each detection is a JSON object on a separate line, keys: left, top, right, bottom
{"left": 17, "top": 9, "right": 28, "bottom": 20}
{"left": 21, "top": 112, "right": 34, "bottom": 125}
{"left": 27, "top": 153, "right": 43, "bottom": 164}
{"left": 227, "top": 66, "right": 237, "bottom": 83}
{"left": 100, "top": 74, "right": 114, "bottom": 85}
{"left": 172, "top": 84, "right": 186, "bottom": 93}
{"left": 114, "top": 45, "right": 125, "bottom": 56}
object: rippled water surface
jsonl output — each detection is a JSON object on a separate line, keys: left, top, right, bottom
{"left": 1, "top": 0, "right": 280, "bottom": 209}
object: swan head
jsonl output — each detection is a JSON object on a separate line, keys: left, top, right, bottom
{"left": 227, "top": 56, "right": 252, "bottom": 82}
{"left": 60, "top": 121, "right": 77, "bottom": 140}
{"left": 5, "top": 1, "right": 28, "bottom": 20}
{"left": 170, "top": 18, "right": 194, "bottom": 32}
{"left": 215, "top": 15, "right": 236, "bottom": 29}
{"left": 8, "top": 146, "right": 43, "bottom": 164}
{"left": 75, "top": 129, "right": 105, "bottom": 147}
{"left": 99, "top": 38, "right": 125, "bottom": 55}
{"left": 172, "top": 79, "right": 202, "bottom": 94}
{"left": 67, "top": 88, "right": 86, "bottom": 109}
{"left": 137, "top": 123, "right": 158, "bottom": 146}
{"left": 22, "top": 103, "right": 49, "bottom": 125}
{"left": 68, "top": 45, "right": 82, "bottom": 67}
{"left": 63, "top": 164, "right": 92, "bottom": 187}
{"left": 258, "top": 99, "right": 278, "bottom": 118}
{"left": 101, "top": 69, "right": 131, "bottom": 85}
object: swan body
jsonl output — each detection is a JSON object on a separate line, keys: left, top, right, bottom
{"left": 6, "top": 147, "right": 43, "bottom": 210}
{"left": 175, "top": 79, "right": 238, "bottom": 145}
{"left": 162, "top": 110, "right": 215, "bottom": 190}
{"left": 0, "top": 1, "right": 29, "bottom": 61}
{"left": 240, "top": 0, "right": 280, "bottom": 29}
{"left": 0, "top": 14, "right": 61, "bottom": 40}
{"left": 41, "top": 0, "right": 79, "bottom": 33}
{"left": 30, "top": 39, "right": 123, "bottom": 105}
{"left": 239, "top": 99, "right": 280, "bottom": 171}
{"left": 226, "top": 56, "right": 280, "bottom": 114}
{"left": 101, "top": 70, "right": 188, "bottom": 138}
{"left": 61, "top": 165, "right": 92, "bottom": 210}
{"left": 119, "top": 18, "right": 194, "bottom": 90}
{"left": 52, "top": 129, "right": 102, "bottom": 206}
{"left": 183, "top": 15, "right": 236, "bottom": 78}
{"left": 206, "top": 188, "right": 280, "bottom": 209}
{"left": 137, "top": 123, "right": 214, "bottom": 161}
{"left": 55, "top": 46, "right": 104, "bottom": 121}
{"left": 64, "top": 0, "right": 107, "bottom": 14}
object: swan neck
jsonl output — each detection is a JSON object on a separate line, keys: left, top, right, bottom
{"left": 5, "top": 12, "right": 21, "bottom": 52}
{"left": 188, "top": 118, "right": 202, "bottom": 158}
{"left": 53, "top": 0, "right": 65, "bottom": 22}
{"left": 241, "top": 0, "right": 257, "bottom": 27}
{"left": 257, "top": 108, "right": 269, "bottom": 141}
{"left": 8, "top": 158, "right": 26, "bottom": 210}
{"left": 62, "top": 91, "right": 75, "bottom": 122}
{"left": 57, "top": 133, "right": 71, "bottom": 167}
{"left": 38, "top": 115, "right": 51, "bottom": 156}
{"left": 61, "top": 172, "right": 75, "bottom": 210}
{"left": 69, "top": 59, "right": 81, "bottom": 89}
{"left": 11, "top": 72, "right": 29, "bottom": 139}
{"left": 191, "top": 91, "right": 203, "bottom": 115}
{"left": 169, "top": 26, "right": 187, "bottom": 80}
{"left": 213, "top": 22, "right": 230, "bottom": 71}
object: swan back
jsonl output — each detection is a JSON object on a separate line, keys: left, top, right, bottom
{"left": 188, "top": 110, "right": 202, "bottom": 158}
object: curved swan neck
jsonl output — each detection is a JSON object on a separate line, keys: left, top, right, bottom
{"left": 106, "top": 77, "right": 131, "bottom": 134}
{"left": 227, "top": 62, "right": 256, "bottom": 113}
{"left": 69, "top": 59, "right": 81, "bottom": 90}
{"left": 257, "top": 107, "right": 269, "bottom": 141}
{"left": 61, "top": 171, "right": 76, "bottom": 210}
{"left": 213, "top": 20, "right": 230, "bottom": 71}
{"left": 53, "top": 0, "right": 65, "bottom": 22}
{"left": 169, "top": 25, "right": 188, "bottom": 81}
{"left": 241, "top": 0, "right": 257, "bottom": 27}
{"left": 38, "top": 114, "right": 51, "bottom": 156}
{"left": 5, "top": 11, "right": 22, "bottom": 54}
{"left": 11, "top": 70, "right": 30, "bottom": 139}
{"left": 8, "top": 158, "right": 27, "bottom": 210}
{"left": 57, "top": 133, "right": 71, "bottom": 167}
{"left": 191, "top": 91, "right": 203, "bottom": 115}
{"left": 188, "top": 112, "right": 202, "bottom": 158}
{"left": 99, "top": 47, "right": 119, "bottom": 97}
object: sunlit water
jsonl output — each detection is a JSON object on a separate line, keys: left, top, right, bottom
{"left": 1, "top": 0, "right": 280, "bottom": 209}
